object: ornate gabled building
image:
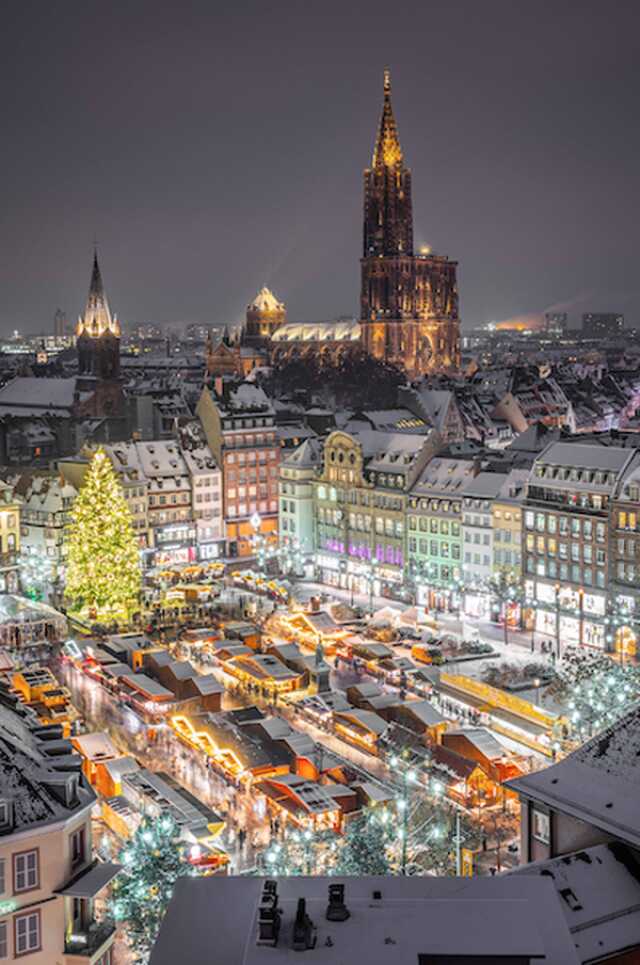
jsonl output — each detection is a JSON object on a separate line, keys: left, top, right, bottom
{"left": 360, "top": 70, "right": 461, "bottom": 377}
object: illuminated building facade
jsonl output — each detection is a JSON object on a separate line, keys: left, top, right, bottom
{"left": 522, "top": 442, "right": 634, "bottom": 654}
{"left": 0, "top": 699, "right": 117, "bottom": 964}
{"left": 360, "top": 71, "right": 460, "bottom": 376}
{"left": 197, "top": 383, "right": 280, "bottom": 557}
{"left": 312, "top": 421, "right": 437, "bottom": 596}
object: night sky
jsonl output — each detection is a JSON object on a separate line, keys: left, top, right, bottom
{"left": 2, "top": 0, "right": 639, "bottom": 335}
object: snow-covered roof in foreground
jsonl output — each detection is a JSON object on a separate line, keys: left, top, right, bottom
{"left": 511, "top": 841, "right": 640, "bottom": 964}
{"left": 150, "top": 874, "right": 578, "bottom": 965}
{"left": 508, "top": 702, "right": 640, "bottom": 847}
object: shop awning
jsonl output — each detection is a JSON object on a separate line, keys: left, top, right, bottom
{"left": 55, "top": 861, "right": 121, "bottom": 898}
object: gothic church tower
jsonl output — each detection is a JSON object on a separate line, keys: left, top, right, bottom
{"left": 360, "top": 70, "right": 460, "bottom": 376}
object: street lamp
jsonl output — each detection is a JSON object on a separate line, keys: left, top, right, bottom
{"left": 369, "top": 557, "right": 378, "bottom": 616}
{"left": 533, "top": 676, "right": 541, "bottom": 706}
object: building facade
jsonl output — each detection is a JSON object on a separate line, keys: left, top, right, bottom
{"left": 461, "top": 473, "right": 505, "bottom": 619}
{"left": 359, "top": 71, "right": 460, "bottom": 377}
{"left": 406, "top": 458, "right": 473, "bottom": 610}
{"left": 197, "top": 383, "right": 280, "bottom": 557}
{"left": 313, "top": 425, "right": 437, "bottom": 597}
{"left": 522, "top": 442, "right": 635, "bottom": 653}
{"left": 279, "top": 438, "right": 322, "bottom": 561}
{"left": 17, "top": 475, "right": 76, "bottom": 598}
{"left": 609, "top": 453, "right": 640, "bottom": 659}
{"left": 0, "top": 698, "right": 117, "bottom": 965}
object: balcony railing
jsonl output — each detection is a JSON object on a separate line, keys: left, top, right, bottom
{"left": 64, "top": 919, "right": 116, "bottom": 957}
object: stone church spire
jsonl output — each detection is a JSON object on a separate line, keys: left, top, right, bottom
{"left": 372, "top": 68, "right": 403, "bottom": 168}
{"left": 76, "top": 249, "right": 120, "bottom": 338}
{"left": 76, "top": 249, "right": 121, "bottom": 380}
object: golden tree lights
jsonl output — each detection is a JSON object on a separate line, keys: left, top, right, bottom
{"left": 64, "top": 448, "right": 141, "bottom": 618}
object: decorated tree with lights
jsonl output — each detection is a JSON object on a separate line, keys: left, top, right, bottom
{"left": 549, "top": 645, "right": 640, "bottom": 741}
{"left": 334, "top": 810, "right": 392, "bottom": 875}
{"left": 259, "top": 826, "right": 336, "bottom": 876}
{"left": 64, "top": 448, "right": 141, "bottom": 618}
{"left": 110, "top": 815, "right": 195, "bottom": 964}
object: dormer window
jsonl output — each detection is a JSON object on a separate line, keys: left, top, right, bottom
{"left": 0, "top": 799, "right": 9, "bottom": 827}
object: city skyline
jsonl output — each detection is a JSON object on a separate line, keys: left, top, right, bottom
{"left": 2, "top": 0, "right": 640, "bottom": 335}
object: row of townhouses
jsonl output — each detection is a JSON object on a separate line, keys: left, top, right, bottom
{"left": 279, "top": 415, "right": 640, "bottom": 659}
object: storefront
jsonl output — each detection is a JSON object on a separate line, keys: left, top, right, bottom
{"left": 464, "top": 591, "right": 490, "bottom": 621}
{"left": 559, "top": 614, "right": 581, "bottom": 646}
{"left": 582, "top": 620, "right": 605, "bottom": 649}
{"left": 315, "top": 552, "right": 342, "bottom": 589}
{"left": 153, "top": 523, "right": 197, "bottom": 567}
{"left": 416, "top": 585, "right": 461, "bottom": 613}
{"left": 535, "top": 609, "right": 556, "bottom": 637}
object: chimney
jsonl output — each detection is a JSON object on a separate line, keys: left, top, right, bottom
{"left": 292, "top": 897, "right": 316, "bottom": 951}
{"left": 326, "top": 883, "right": 350, "bottom": 922}
{"left": 256, "top": 880, "right": 281, "bottom": 947}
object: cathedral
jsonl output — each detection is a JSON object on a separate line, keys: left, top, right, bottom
{"left": 205, "top": 70, "right": 460, "bottom": 380}
{"left": 360, "top": 70, "right": 460, "bottom": 376}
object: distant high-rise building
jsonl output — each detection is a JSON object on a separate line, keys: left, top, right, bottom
{"left": 543, "top": 312, "right": 568, "bottom": 335}
{"left": 360, "top": 70, "right": 460, "bottom": 376}
{"left": 76, "top": 250, "right": 121, "bottom": 380}
{"left": 53, "top": 307, "right": 67, "bottom": 338}
{"left": 582, "top": 312, "right": 624, "bottom": 338}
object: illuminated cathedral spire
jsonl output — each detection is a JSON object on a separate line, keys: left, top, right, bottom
{"left": 76, "top": 249, "right": 120, "bottom": 338}
{"left": 76, "top": 249, "right": 121, "bottom": 380}
{"left": 372, "top": 68, "right": 403, "bottom": 168}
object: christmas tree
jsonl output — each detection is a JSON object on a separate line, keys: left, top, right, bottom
{"left": 64, "top": 448, "right": 141, "bottom": 618}
{"left": 334, "top": 811, "right": 392, "bottom": 875}
{"left": 260, "top": 827, "right": 336, "bottom": 876}
{"left": 110, "top": 815, "right": 195, "bottom": 964}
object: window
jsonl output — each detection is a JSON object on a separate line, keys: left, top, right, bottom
{"left": 71, "top": 827, "right": 86, "bottom": 869}
{"left": 532, "top": 809, "right": 550, "bottom": 845}
{"left": 13, "top": 850, "right": 38, "bottom": 893}
{"left": 14, "top": 910, "right": 40, "bottom": 956}
{"left": 0, "top": 858, "right": 4, "bottom": 895}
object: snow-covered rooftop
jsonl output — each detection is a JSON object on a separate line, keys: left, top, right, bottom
{"left": 150, "top": 874, "right": 579, "bottom": 965}
{"left": 0, "top": 698, "right": 94, "bottom": 831}
{"left": 512, "top": 842, "right": 640, "bottom": 964}
{"left": 0, "top": 377, "right": 78, "bottom": 416}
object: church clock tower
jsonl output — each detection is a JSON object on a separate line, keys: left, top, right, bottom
{"left": 360, "top": 70, "right": 460, "bottom": 376}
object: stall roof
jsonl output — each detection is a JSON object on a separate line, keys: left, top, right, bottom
{"left": 123, "top": 674, "right": 174, "bottom": 700}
